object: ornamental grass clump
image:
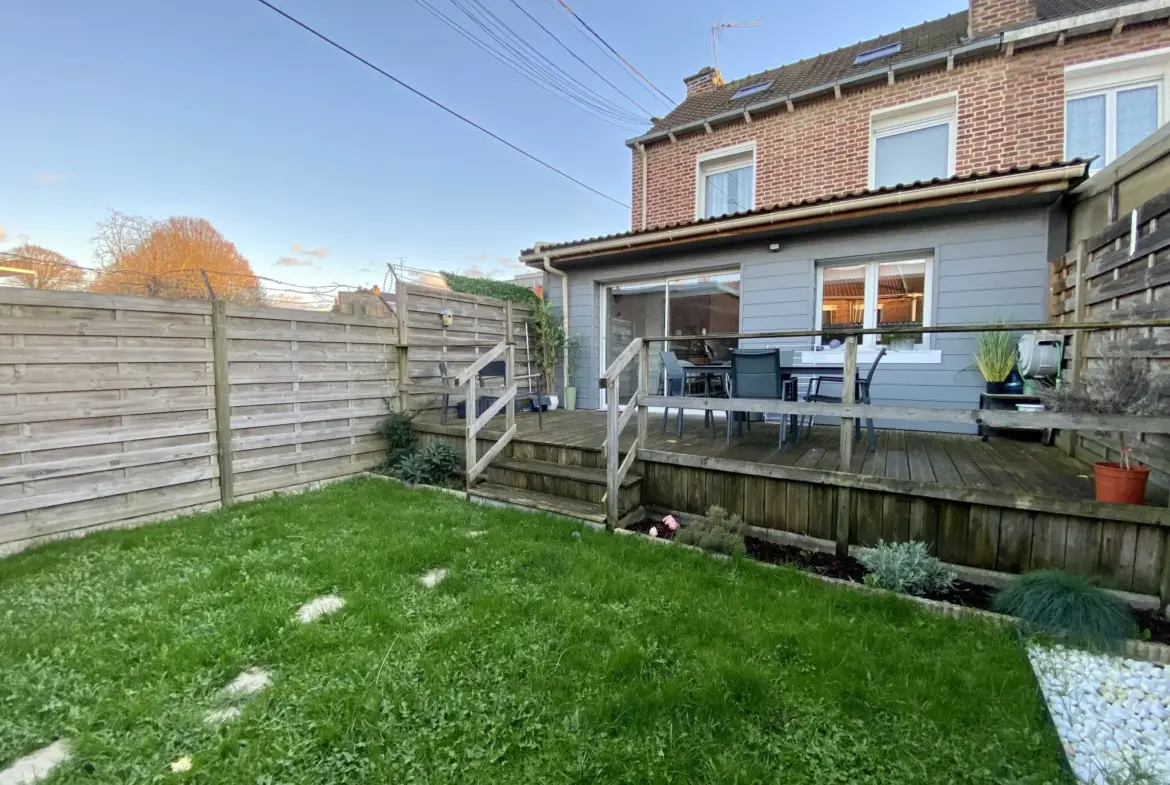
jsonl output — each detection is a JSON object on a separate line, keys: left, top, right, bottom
{"left": 972, "top": 328, "right": 1017, "bottom": 383}
{"left": 858, "top": 540, "right": 956, "bottom": 596}
{"left": 992, "top": 569, "right": 1135, "bottom": 645}
{"left": 676, "top": 506, "right": 746, "bottom": 556}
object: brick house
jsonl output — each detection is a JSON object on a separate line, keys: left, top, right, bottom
{"left": 521, "top": 0, "right": 1170, "bottom": 423}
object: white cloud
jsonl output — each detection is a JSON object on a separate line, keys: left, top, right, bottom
{"left": 37, "top": 173, "right": 67, "bottom": 185}
{"left": 290, "top": 242, "right": 328, "bottom": 258}
{"left": 275, "top": 256, "right": 313, "bottom": 267}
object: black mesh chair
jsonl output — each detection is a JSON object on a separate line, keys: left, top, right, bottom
{"left": 726, "top": 349, "right": 798, "bottom": 448}
{"left": 439, "top": 360, "right": 543, "bottom": 430}
{"left": 805, "top": 347, "right": 887, "bottom": 452}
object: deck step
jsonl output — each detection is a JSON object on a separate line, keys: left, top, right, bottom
{"left": 489, "top": 457, "right": 641, "bottom": 487}
{"left": 470, "top": 483, "right": 606, "bottom": 523}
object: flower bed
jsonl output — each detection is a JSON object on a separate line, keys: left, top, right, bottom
{"left": 622, "top": 516, "right": 1170, "bottom": 647}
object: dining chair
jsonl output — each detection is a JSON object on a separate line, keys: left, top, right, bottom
{"left": 805, "top": 346, "right": 887, "bottom": 451}
{"left": 660, "top": 350, "right": 706, "bottom": 438}
{"left": 726, "top": 349, "right": 796, "bottom": 449}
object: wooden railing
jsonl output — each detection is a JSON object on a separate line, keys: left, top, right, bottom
{"left": 598, "top": 337, "right": 648, "bottom": 529}
{"left": 456, "top": 341, "right": 517, "bottom": 491}
{"left": 599, "top": 318, "right": 1170, "bottom": 549}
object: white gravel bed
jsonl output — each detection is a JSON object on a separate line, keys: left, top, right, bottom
{"left": 1028, "top": 644, "right": 1170, "bottom": 784}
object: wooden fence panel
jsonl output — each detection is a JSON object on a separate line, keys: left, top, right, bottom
{"left": 0, "top": 290, "right": 221, "bottom": 552}
{"left": 223, "top": 303, "right": 398, "bottom": 499}
{"left": 1051, "top": 187, "right": 1170, "bottom": 494}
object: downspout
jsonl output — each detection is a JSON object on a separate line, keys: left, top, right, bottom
{"left": 638, "top": 142, "right": 648, "bottom": 230}
{"left": 542, "top": 255, "right": 570, "bottom": 399}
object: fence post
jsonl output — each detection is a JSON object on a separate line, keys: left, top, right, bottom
{"left": 210, "top": 299, "right": 234, "bottom": 507}
{"left": 1066, "top": 241, "right": 1088, "bottom": 457}
{"left": 396, "top": 284, "right": 411, "bottom": 414}
{"left": 835, "top": 335, "right": 858, "bottom": 556}
{"left": 636, "top": 340, "right": 649, "bottom": 448}
{"left": 506, "top": 343, "right": 516, "bottom": 438}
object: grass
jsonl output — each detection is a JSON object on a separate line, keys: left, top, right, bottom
{"left": 0, "top": 478, "right": 1068, "bottom": 784}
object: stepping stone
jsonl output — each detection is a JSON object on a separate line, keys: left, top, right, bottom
{"left": 203, "top": 706, "right": 243, "bottom": 726}
{"left": 295, "top": 595, "right": 345, "bottom": 624}
{"left": 0, "top": 740, "right": 71, "bottom": 785}
{"left": 419, "top": 568, "right": 448, "bottom": 588}
{"left": 170, "top": 757, "right": 192, "bottom": 773}
{"left": 202, "top": 667, "right": 272, "bottom": 725}
{"left": 222, "top": 667, "right": 271, "bottom": 697}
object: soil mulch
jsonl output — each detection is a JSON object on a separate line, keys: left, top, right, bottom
{"left": 624, "top": 523, "right": 1170, "bottom": 646}
{"left": 625, "top": 516, "right": 678, "bottom": 541}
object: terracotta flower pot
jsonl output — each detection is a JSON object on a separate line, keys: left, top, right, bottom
{"left": 1093, "top": 461, "right": 1150, "bottom": 504}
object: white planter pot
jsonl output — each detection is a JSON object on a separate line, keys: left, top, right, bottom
{"left": 546, "top": 395, "right": 559, "bottom": 411}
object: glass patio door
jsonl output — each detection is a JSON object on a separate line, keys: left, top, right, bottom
{"left": 601, "top": 271, "right": 740, "bottom": 407}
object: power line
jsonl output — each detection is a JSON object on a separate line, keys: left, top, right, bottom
{"left": 549, "top": 0, "right": 675, "bottom": 108}
{"left": 410, "top": 0, "right": 645, "bottom": 129}
{"left": 250, "top": 0, "right": 630, "bottom": 209}
{"left": 503, "top": 0, "right": 656, "bottom": 118}
{"left": 450, "top": 0, "right": 647, "bottom": 125}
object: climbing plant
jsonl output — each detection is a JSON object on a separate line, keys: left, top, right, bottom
{"left": 440, "top": 272, "right": 539, "bottom": 305}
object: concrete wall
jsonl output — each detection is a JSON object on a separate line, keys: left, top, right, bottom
{"left": 552, "top": 205, "right": 1054, "bottom": 432}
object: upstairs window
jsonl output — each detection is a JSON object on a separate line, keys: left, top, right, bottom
{"left": 1065, "top": 49, "right": 1169, "bottom": 172}
{"left": 695, "top": 143, "right": 755, "bottom": 219}
{"left": 869, "top": 95, "right": 957, "bottom": 189}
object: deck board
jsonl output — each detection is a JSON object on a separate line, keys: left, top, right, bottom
{"left": 410, "top": 408, "right": 1165, "bottom": 508}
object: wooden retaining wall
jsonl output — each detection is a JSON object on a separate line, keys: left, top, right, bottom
{"left": 0, "top": 289, "right": 400, "bottom": 553}
{"left": 640, "top": 457, "right": 1169, "bottom": 597}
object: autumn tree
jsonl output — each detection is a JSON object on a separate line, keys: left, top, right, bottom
{"left": 91, "top": 212, "right": 263, "bottom": 303}
{"left": 1, "top": 244, "right": 86, "bottom": 290}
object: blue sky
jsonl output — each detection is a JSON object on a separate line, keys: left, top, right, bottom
{"left": 2, "top": 0, "right": 962, "bottom": 290}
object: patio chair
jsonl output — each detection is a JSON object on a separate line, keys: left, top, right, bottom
{"left": 439, "top": 360, "right": 543, "bottom": 430}
{"left": 805, "top": 346, "right": 887, "bottom": 452}
{"left": 661, "top": 350, "right": 717, "bottom": 439}
{"left": 726, "top": 349, "right": 798, "bottom": 449}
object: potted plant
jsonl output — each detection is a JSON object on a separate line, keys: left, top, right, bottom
{"left": 529, "top": 298, "right": 566, "bottom": 410}
{"left": 564, "top": 334, "right": 581, "bottom": 410}
{"left": 972, "top": 329, "right": 1016, "bottom": 394}
{"left": 1041, "top": 345, "right": 1170, "bottom": 504}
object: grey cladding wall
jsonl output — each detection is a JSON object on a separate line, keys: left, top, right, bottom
{"left": 552, "top": 206, "right": 1054, "bottom": 432}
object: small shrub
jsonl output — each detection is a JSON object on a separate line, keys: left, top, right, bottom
{"left": 378, "top": 410, "right": 417, "bottom": 467}
{"left": 393, "top": 442, "right": 462, "bottom": 487}
{"left": 992, "top": 569, "right": 1135, "bottom": 644}
{"left": 393, "top": 453, "right": 429, "bottom": 484}
{"left": 418, "top": 442, "right": 461, "bottom": 486}
{"left": 675, "top": 506, "right": 746, "bottom": 556}
{"left": 858, "top": 540, "right": 955, "bottom": 596}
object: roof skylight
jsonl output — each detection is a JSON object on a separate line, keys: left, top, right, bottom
{"left": 731, "top": 80, "right": 773, "bottom": 100}
{"left": 853, "top": 41, "right": 902, "bottom": 65}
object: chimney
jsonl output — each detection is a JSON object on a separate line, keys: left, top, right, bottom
{"left": 968, "top": 0, "right": 1037, "bottom": 37}
{"left": 683, "top": 67, "right": 724, "bottom": 98}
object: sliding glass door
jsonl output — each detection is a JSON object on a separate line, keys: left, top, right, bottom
{"left": 601, "top": 270, "right": 740, "bottom": 407}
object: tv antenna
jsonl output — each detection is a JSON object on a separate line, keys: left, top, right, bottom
{"left": 711, "top": 15, "right": 762, "bottom": 73}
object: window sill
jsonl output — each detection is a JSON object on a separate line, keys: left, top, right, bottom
{"left": 798, "top": 349, "right": 942, "bottom": 365}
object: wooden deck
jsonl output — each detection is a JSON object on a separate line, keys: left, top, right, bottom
{"left": 413, "top": 408, "right": 1167, "bottom": 506}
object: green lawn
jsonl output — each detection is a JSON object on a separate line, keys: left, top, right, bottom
{"left": 0, "top": 478, "right": 1067, "bottom": 784}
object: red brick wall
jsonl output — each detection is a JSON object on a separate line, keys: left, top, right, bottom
{"left": 970, "top": 0, "right": 1036, "bottom": 37}
{"left": 632, "top": 24, "right": 1170, "bottom": 230}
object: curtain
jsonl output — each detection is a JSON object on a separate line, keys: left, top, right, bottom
{"left": 1116, "top": 85, "right": 1159, "bottom": 159}
{"left": 873, "top": 123, "right": 949, "bottom": 188}
{"left": 1066, "top": 94, "right": 1106, "bottom": 167}
{"left": 704, "top": 165, "right": 753, "bottom": 218}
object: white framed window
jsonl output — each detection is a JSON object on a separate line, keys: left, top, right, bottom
{"left": 1065, "top": 48, "right": 1170, "bottom": 172}
{"left": 869, "top": 94, "right": 957, "bottom": 189}
{"left": 801, "top": 254, "right": 941, "bottom": 365}
{"left": 695, "top": 142, "right": 755, "bottom": 219}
